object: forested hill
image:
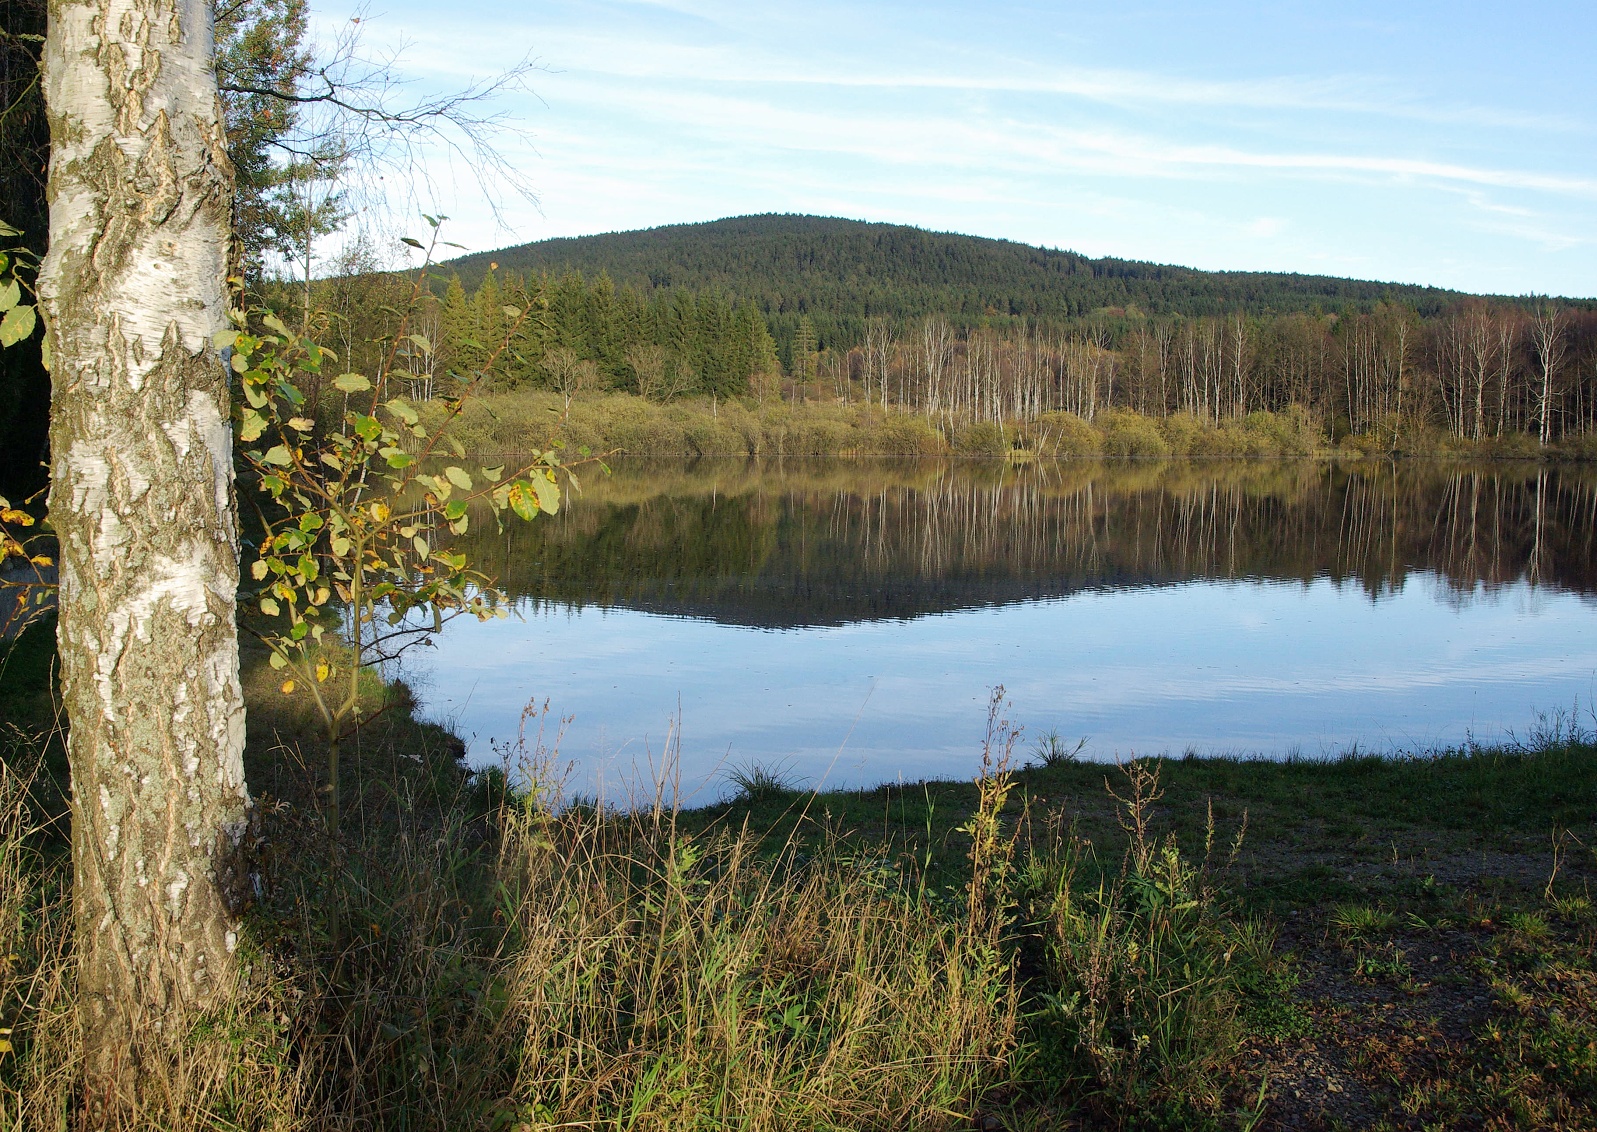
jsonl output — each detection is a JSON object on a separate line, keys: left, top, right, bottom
{"left": 444, "top": 213, "right": 1472, "bottom": 347}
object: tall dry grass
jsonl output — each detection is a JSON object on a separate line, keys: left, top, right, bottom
{"left": 1, "top": 710, "right": 1022, "bottom": 1130}
{"left": 0, "top": 739, "right": 315, "bottom": 1131}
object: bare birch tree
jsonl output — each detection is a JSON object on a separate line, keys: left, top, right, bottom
{"left": 1531, "top": 303, "right": 1567, "bottom": 445}
{"left": 39, "top": 0, "right": 248, "bottom": 1103}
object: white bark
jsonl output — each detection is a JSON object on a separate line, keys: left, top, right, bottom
{"left": 40, "top": 0, "right": 247, "bottom": 1099}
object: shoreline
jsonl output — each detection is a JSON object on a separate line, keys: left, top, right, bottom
{"left": 427, "top": 389, "right": 1597, "bottom": 463}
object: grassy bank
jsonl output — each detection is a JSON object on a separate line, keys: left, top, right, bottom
{"left": 428, "top": 389, "right": 1597, "bottom": 462}
{"left": 3, "top": 631, "right": 1594, "bottom": 1129}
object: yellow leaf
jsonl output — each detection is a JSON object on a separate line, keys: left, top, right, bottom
{"left": 0, "top": 1038, "right": 11, "bottom": 1054}
{"left": 28, "top": 554, "right": 52, "bottom": 567}
{"left": 315, "top": 661, "right": 330, "bottom": 682}
{"left": 280, "top": 679, "right": 295, "bottom": 695}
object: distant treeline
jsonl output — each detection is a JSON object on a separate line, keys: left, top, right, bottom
{"left": 423, "top": 270, "right": 780, "bottom": 401}
{"left": 443, "top": 214, "right": 1482, "bottom": 358}
{"left": 294, "top": 213, "right": 1597, "bottom": 447}
{"left": 810, "top": 304, "right": 1597, "bottom": 444}
{"left": 413, "top": 270, "right": 1597, "bottom": 446}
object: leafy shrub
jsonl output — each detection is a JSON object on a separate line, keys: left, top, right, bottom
{"left": 874, "top": 413, "right": 945, "bottom": 456}
{"left": 1034, "top": 411, "right": 1102, "bottom": 457}
{"left": 1190, "top": 423, "right": 1254, "bottom": 459}
{"left": 1555, "top": 430, "right": 1597, "bottom": 461}
{"left": 954, "top": 420, "right": 1010, "bottom": 456}
{"left": 1017, "top": 762, "right": 1258, "bottom": 1125}
{"left": 1155, "top": 412, "right": 1205, "bottom": 457}
{"left": 1102, "top": 410, "right": 1173, "bottom": 459}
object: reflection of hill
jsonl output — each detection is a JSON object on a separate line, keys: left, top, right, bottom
{"left": 457, "top": 459, "right": 1597, "bottom": 630}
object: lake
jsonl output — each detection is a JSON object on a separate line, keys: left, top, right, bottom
{"left": 405, "top": 459, "right": 1597, "bottom": 801}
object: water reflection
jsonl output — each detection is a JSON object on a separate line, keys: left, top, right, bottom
{"left": 458, "top": 459, "right": 1597, "bottom": 624}
{"left": 414, "top": 459, "right": 1597, "bottom": 797}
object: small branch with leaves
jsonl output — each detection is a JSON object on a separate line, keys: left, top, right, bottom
{"left": 0, "top": 220, "right": 53, "bottom": 640}
{"left": 226, "top": 216, "right": 593, "bottom": 837}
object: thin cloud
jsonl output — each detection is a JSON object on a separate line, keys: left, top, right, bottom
{"left": 555, "top": 78, "right": 1597, "bottom": 202}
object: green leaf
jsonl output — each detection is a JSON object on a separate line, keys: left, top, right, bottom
{"left": 385, "top": 399, "right": 419, "bottom": 425}
{"left": 260, "top": 597, "right": 280, "bottom": 617}
{"left": 406, "top": 333, "right": 433, "bottom": 355}
{"left": 383, "top": 449, "right": 414, "bottom": 470}
{"left": 525, "top": 474, "right": 561, "bottom": 516}
{"left": 268, "top": 651, "right": 288, "bottom": 669}
{"left": 212, "top": 328, "right": 240, "bottom": 350}
{"left": 413, "top": 535, "right": 429, "bottom": 558}
{"left": 507, "top": 482, "right": 537, "bottom": 522}
{"left": 330, "top": 536, "right": 351, "bottom": 557}
{"left": 443, "top": 499, "right": 467, "bottom": 521}
{"left": 243, "top": 383, "right": 267, "bottom": 409}
{"left": 400, "top": 236, "right": 425, "bottom": 249}
{"left": 251, "top": 559, "right": 268, "bottom": 581}
{"left": 238, "top": 409, "right": 267, "bottom": 442}
{"left": 334, "top": 373, "right": 372, "bottom": 393}
{"left": 482, "top": 464, "right": 504, "bottom": 483}
{"left": 262, "top": 312, "right": 290, "bottom": 335}
{"left": 0, "top": 279, "right": 19, "bottom": 312}
{"left": 445, "top": 465, "right": 473, "bottom": 490}
{"left": 262, "top": 445, "right": 292, "bottom": 467}
{"left": 0, "top": 304, "right": 36, "bottom": 347}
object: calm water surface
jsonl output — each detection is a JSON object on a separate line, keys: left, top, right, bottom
{"left": 407, "top": 459, "right": 1597, "bottom": 799}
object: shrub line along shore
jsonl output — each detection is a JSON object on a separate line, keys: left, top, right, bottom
{"left": 428, "top": 390, "right": 1597, "bottom": 463}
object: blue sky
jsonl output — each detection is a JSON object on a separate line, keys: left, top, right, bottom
{"left": 321, "top": 0, "right": 1597, "bottom": 296}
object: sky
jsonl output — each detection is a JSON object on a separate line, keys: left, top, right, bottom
{"left": 316, "top": 0, "right": 1597, "bottom": 297}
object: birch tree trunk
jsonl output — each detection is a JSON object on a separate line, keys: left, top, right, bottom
{"left": 1531, "top": 305, "right": 1566, "bottom": 446}
{"left": 38, "top": 0, "right": 247, "bottom": 1102}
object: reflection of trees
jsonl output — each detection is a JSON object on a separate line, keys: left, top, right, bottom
{"left": 456, "top": 459, "right": 1597, "bottom": 628}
